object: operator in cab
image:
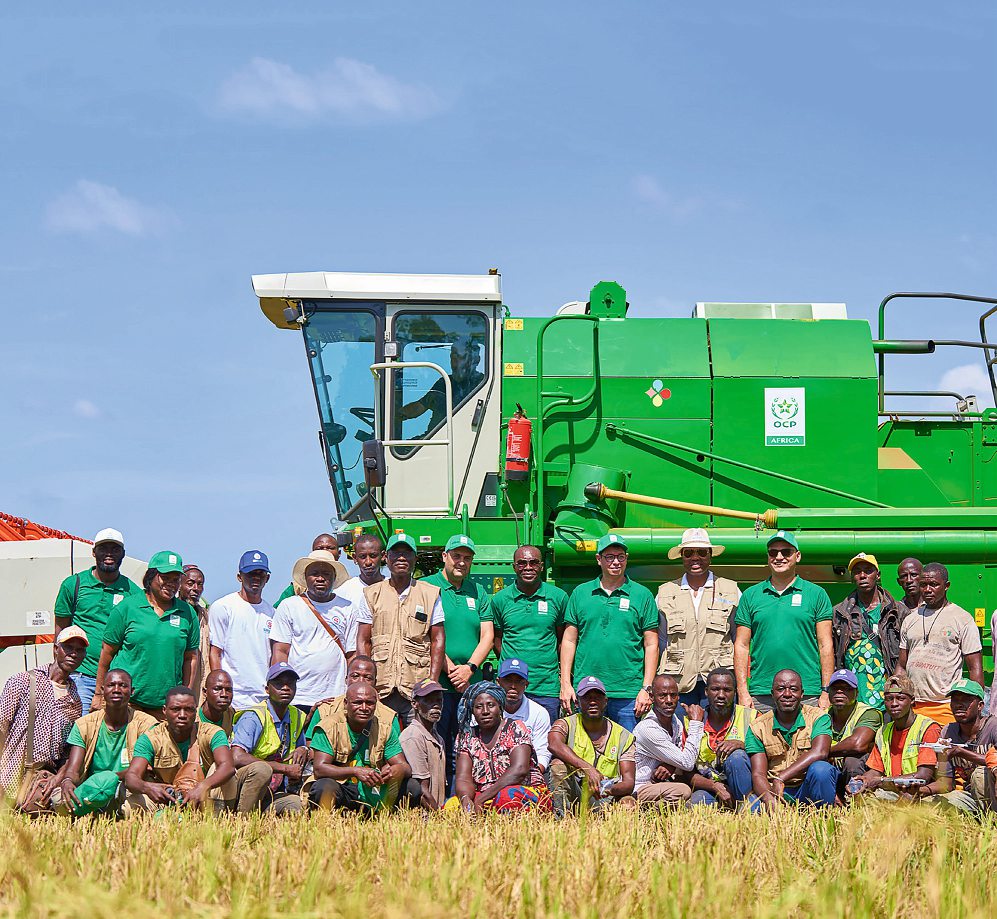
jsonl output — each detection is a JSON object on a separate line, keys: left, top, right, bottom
{"left": 398, "top": 336, "right": 484, "bottom": 430}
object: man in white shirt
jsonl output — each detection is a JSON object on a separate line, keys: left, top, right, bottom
{"left": 496, "top": 658, "right": 551, "bottom": 769}
{"left": 269, "top": 550, "right": 354, "bottom": 714}
{"left": 208, "top": 551, "right": 276, "bottom": 711}
{"left": 633, "top": 673, "right": 705, "bottom": 806}
{"left": 335, "top": 534, "right": 386, "bottom": 607}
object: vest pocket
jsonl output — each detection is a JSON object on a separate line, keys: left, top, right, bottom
{"left": 371, "top": 635, "right": 391, "bottom": 664}
{"left": 403, "top": 638, "right": 430, "bottom": 669}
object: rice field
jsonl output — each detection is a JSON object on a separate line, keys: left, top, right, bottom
{"left": 1, "top": 804, "right": 995, "bottom": 919}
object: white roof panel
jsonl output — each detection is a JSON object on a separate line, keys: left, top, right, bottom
{"left": 253, "top": 271, "right": 502, "bottom": 303}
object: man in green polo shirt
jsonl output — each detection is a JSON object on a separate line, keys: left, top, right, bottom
{"left": 734, "top": 531, "right": 833, "bottom": 713}
{"left": 424, "top": 534, "right": 494, "bottom": 789}
{"left": 54, "top": 527, "right": 139, "bottom": 713}
{"left": 560, "top": 534, "right": 658, "bottom": 732}
{"left": 493, "top": 544, "right": 568, "bottom": 725}
{"left": 96, "top": 550, "right": 200, "bottom": 716}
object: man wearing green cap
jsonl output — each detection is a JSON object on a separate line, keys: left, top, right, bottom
{"left": 424, "top": 534, "right": 494, "bottom": 788}
{"left": 560, "top": 534, "right": 658, "bottom": 731}
{"left": 95, "top": 550, "right": 200, "bottom": 717}
{"left": 357, "top": 534, "right": 445, "bottom": 726}
{"left": 734, "top": 531, "right": 833, "bottom": 713}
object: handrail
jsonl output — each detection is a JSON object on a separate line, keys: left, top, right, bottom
{"left": 534, "top": 315, "right": 600, "bottom": 539}
{"left": 370, "top": 360, "right": 454, "bottom": 515}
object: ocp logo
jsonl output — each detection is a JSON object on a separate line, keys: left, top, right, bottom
{"left": 645, "top": 380, "right": 671, "bottom": 408}
{"left": 770, "top": 396, "right": 799, "bottom": 428}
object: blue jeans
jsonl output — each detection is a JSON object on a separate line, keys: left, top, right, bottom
{"left": 71, "top": 673, "right": 97, "bottom": 713}
{"left": 527, "top": 694, "right": 561, "bottom": 725}
{"left": 746, "top": 760, "right": 839, "bottom": 811}
{"left": 605, "top": 697, "right": 637, "bottom": 731}
{"left": 689, "top": 750, "right": 754, "bottom": 806}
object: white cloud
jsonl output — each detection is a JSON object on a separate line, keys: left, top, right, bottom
{"left": 73, "top": 399, "right": 101, "bottom": 420}
{"left": 632, "top": 174, "right": 703, "bottom": 219}
{"left": 46, "top": 181, "right": 174, "bottom": 236}
{"left": 217, "top": 57, "right": 442, "bottom": 123}
{"left": 938, "top": 363, "right": 995, "bottom": 407}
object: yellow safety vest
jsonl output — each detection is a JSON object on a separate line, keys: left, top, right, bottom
{"left": 875, "top": 714, "right": 936, "bottom": 778}
{"left": 688, "top": 705, "right": 752, "bottom": 770}
{"left": 233, "top": 704, "right": 304, "bottom": 763}
{"left": 565, "top": 715, "right": 634, "bottom": 780}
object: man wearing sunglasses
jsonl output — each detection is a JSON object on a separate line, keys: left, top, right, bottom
{"left": 656, "top": 529, "right": 741, "bottom": 708}
{"left": 734, "top": 531, "right": 834, "bottom": 714}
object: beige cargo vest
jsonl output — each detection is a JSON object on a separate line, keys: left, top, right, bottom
{"left": 74, "top": 707, "right": 158, "bottom": 776}
{"left": 142, "top": 721, "right": 220, "bottom": 785}
{"left": 751, "top": 705, "right": 824, "bottom": 786}
{"left": 364, "top": 579, "right": 441, "bottom": 700}
{"left": 656, "top": 575, "right": 740, "bottom": 692}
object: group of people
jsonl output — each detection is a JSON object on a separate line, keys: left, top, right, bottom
{"left": 0, "top": 522, "right": 992, "bottom": 818}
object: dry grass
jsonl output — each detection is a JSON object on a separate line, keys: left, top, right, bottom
{"left": 0, "top": 804, "right": 994, "bottom": 918}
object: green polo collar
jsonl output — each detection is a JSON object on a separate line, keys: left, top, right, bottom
{"left": 772, "top": 708, "right": 806, "bottom": 740}
{"left": 428, "top": 571, "right": 475, "bottom": 596}
{"left": 588, "top": 576, "right": 632, "bottom": 598}
{"left": 512, "top": 580, "right": 551, "bottom": 601}
{"left": 762, "top": 577, "right": 801, "bottom": 598}
{"left": 136, "top": 596, "right": 187, "bottom": 619}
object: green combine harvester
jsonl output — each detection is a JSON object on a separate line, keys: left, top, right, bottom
{"left": 253, "top": 271, "right": 997, "bottom": 668}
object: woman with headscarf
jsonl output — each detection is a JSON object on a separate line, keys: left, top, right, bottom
{"left": 449, "top": 682, "right": 551, "bottom": 813}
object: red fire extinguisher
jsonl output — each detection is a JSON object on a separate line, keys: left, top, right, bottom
{"left": 505, "top": 404, "right": 532, "bottom": 481}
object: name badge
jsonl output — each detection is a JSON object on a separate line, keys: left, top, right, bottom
{"left": 113, "top": 594, "right": 124, "bottom": 605}
{"left": 169, "top": 615, "right": 181, "bottom": 627}
{"left": 619, "top": 598, "right": 631, "bottom": 611}
{"left": 791, "top": 594, "right": 802, "bottom": 607}
{"left": 466, "top": 597, "right": 476, "bottom": 610}
{"left": 537, "top": 600, "right": 549, "bottom": 614}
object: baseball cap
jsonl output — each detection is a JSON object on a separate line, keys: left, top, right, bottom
{"left": 239, "top": 550, "right": 270, "bottom": 574}
{"left": 445, "top": 534, "right": 476, "bottom": 553}
{"left": 596, "top": 533, "right": 627, "bottom": 553}
{"left": 949, "top": 678, "right": 985, "bottom": 701}
{"left": 266, "top": 662, "right": 300, "bottom": 683}
{"left": 883, "top": 674, "right": 917, "bottom": 699}
{"left": 848, "top": 552, "right": 880, "bottom": 572}
{"left": 767, "top": 530, "right": 799, "bottom": 552}
{"left": 93, "top": 528, "right": 124, "bottom": 547}
{"left": 827, "top": 669, "right": 858, "bottom": 689}
{"left": 386, "top": 533, "right": 417, "bottom": 552}
{"left": 498, "top": 658, "right": 529, "bottom": 679}
{"left": 56, "top": 625, "right": 89, "bottom": 646}
{"left": 412, "top": 678, "right": 444, "bottom": 697}
{"left": 576, "top": 675, "right": 606, "bottom": 696}
{"left": 148, "top": 550, "right": 184, "bottom": 574}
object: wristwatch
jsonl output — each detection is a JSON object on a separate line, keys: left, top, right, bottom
{"left": 643, "top": 685, "right": 653, "bottom": 695}
{"left": 468, "top": 663, "right": 479, "bottom": 675}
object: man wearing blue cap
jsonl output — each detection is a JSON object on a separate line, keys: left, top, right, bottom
{"left": 734, "top": 531, "right": 834, "bottom": 713}
{"left": 207, "top": 551, "right": 275, "bottom": 711}
{"left": 561, "top": 534, "right": 658, "bottom": 731}
{"left": 812, "top": 668, "right": 882, "bottom": 796}
{"left": 496, "top": 659, "right": 552, "bottom": 769}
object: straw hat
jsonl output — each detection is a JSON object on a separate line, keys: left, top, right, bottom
{"left": 291, "top": 550, "right": 350, "bottom": 593}
{"left": 667, "top": 528, "right": 725, "bottom": 561}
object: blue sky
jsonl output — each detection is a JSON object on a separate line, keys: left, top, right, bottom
{"left": 3, "top": 3, "right": 995, "bottom": 601}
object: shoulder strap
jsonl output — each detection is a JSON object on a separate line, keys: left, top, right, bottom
{"left": 24, "top": 671, "right": 38, "bottom": 767}
{"left": 188, "top": 724, "right": 206, "bottom": 766}
{"left": 301, "top": 595, "right": 348, "bottom": 660}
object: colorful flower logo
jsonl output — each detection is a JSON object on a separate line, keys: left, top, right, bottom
{"left": 645, "top": 379, "right": 671, "bottom": 407}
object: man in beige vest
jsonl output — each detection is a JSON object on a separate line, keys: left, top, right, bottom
{"left": 658, "top": 529, "right": 740, "bottom": 708}
{"left": 356, "top": 534, "right": 445, "bottom": 726}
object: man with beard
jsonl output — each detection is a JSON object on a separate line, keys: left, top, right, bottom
{"left": 400, "top": 679, "right": 447, "bottom": 810}
{"left": 54, "top": 528, "right": 138, "bottom": 713}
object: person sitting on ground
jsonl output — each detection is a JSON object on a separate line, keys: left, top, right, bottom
{"left": 744, "top": 669, "right": 837, "bottom": 811}
{"left": 451, "top": 682, "right": 550, "bottom": 813}
{"left": 302, "top": 655, "right": 386, "bottom": 747}
{"left": 496, "top": 658, "right": 552, "bottom": 770}
{"left": 548, "top": 676, "right": 636, "bottom": 815}
{"left": 400, "top": 679, "right": 447, "bottom": 811}
{"left": 814, "top": 669, "right": 882, "bottom": 799}
{"left": 0, "top": 626, "right": 86, "bottom": 807}
{"left": 853, "top": 674, "right": 941, "bottom": 802}
{"left": 923, "top": 679, "right": 997, "bottom": 814}
{"left": 633, "top": 674, "right": 703, "bottom": 807}
{"left": 55, "top": 668, "right": 157, "bottom": 817}
{"left": 229, "top": 662, "right": 308, "bottom": 815}
{"left": 123, "top": 686, "right": 235, "bottom": 812}
{"left": 198, "top": 669, "right": 234, "bottom": 735}
{"left": 307, "top": 681, "right": 416, "bottom": 813}
{"left": 687, "top": 668, "right": 754, "bottom": 808}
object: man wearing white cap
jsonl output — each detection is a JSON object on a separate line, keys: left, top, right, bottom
{"left": 54, "top": 528, "right": 139, "bottom": 713}
{"left": 657, "top": 529, "right": 741, "bottom": 708}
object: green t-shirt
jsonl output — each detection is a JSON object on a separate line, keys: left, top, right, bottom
{"left": 53, "top": 569, "right": 139, "bottom": 677}
{"left": 564, "top": 577, "right": 658, "bottom": 698}
{"left": 274, "top": 583, "right": 296, "bottom": 608}
{"left": 310, "top": 718, "right": 403, "bottom": 808}
{"left": 814, "top": 706, "right": 884, "bottom": 744}
{"left": 744, "top": 710, "right": 832, "bottom": 754}
{"left": 103, "top": 595, "right": 200, "bottom": 708}
{"left": 423, "top": 572, "right": 493, "bottom": 693}
{"left": 734, "top": 577, "right": 833, "bottom": 697}
{"left": 132, "top": 727, "right": 229, "bottom": 765}
{"left": 67, "top": 720, "right": 130, "bottom": 776}
{"left": 198, "top": 707, "right": 225, "bottom": 730}
{"left": 492, "top": 580, "right": 568, "bottom": 696}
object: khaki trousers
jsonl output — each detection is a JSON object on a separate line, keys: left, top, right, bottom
{"left": 636, "top": 782, "right": 692, "bottom": 805}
